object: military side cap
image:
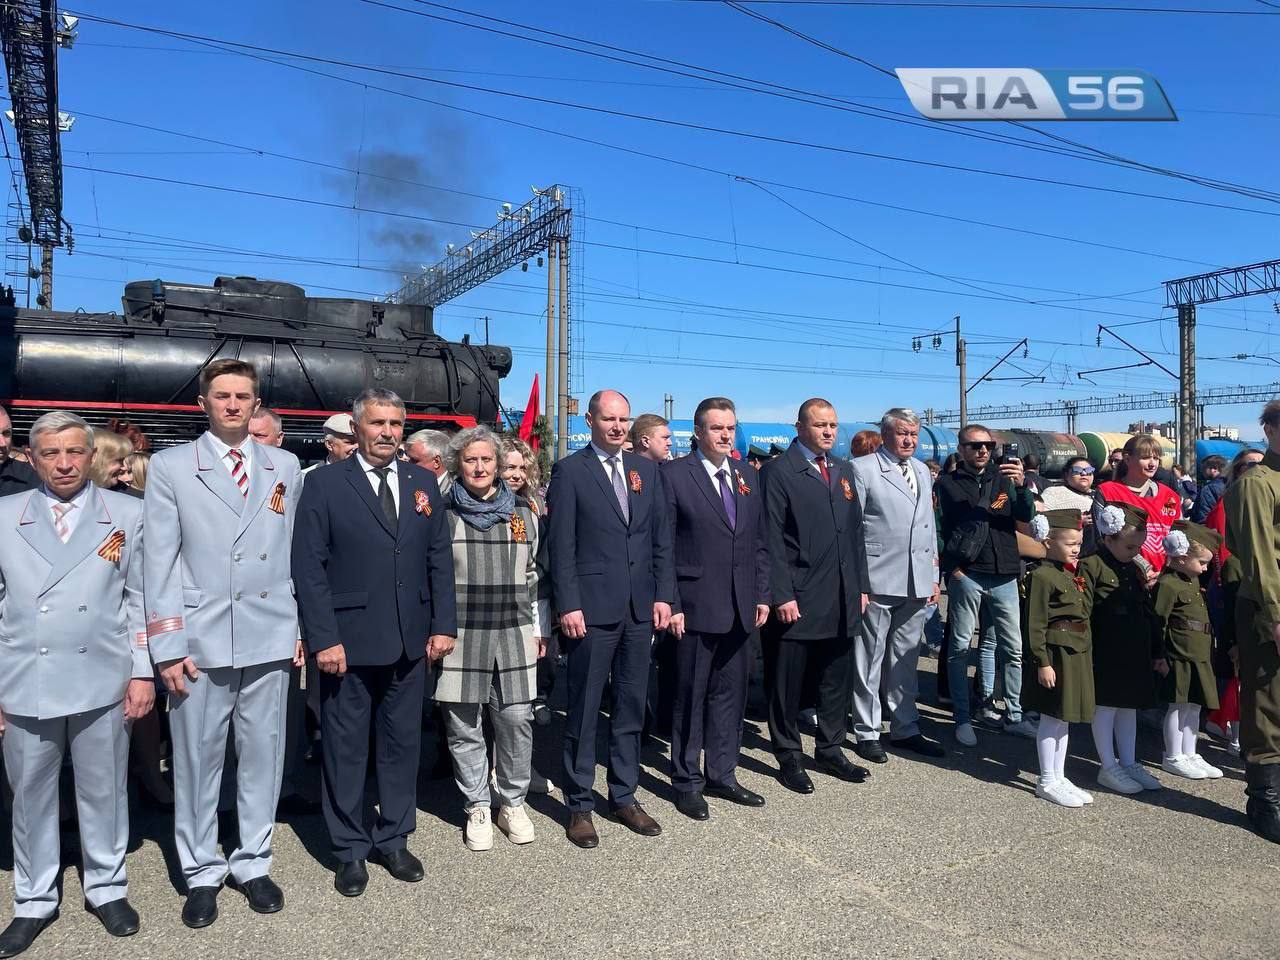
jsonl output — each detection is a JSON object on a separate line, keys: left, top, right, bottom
{"left": 1172, "top": 519, "right": 1222, "bottom": 554}
{"left": 769, "top": 443, "right": 787, "bottom": 457}
{"left": 748, "top": 444, "right": 771, "bottom": 459}
{"left": 1107, "top": 501, "right": 1149, "bottom": 528}
{"left": 1043, "top": 508, "right": 1083, "bottom": 530}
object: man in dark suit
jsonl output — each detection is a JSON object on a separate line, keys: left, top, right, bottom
{"left": 547, "top": 389, "right": 675, "bottom": 849}
{"left": 663, "top": 397, "right": 770, "bottom": 820}
{"left": 291, "top": 388, "right": 457, "bottom": 897}
{"left": 760, "top": 397, "right": 870, "bottom": 793}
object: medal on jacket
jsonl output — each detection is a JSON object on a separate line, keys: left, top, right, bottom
{"left": 510, "top": 513, "right": 528, "bottom": 543}
{"left": 840, "top": 477, "right": 853, "bottom": 501}
{"left": 630, "top": 469, "right": 642, "bottom": 493}
{"left": 97, "top": 529, "right": 125, "bottom": 563}
{"left": 736, "top": 469, "right": 750, "bottom": 495}
{"left": 1073, "top": 576, "right": 1086, "bottom": 593}
{"left": 414, "top": 489, "right": 432, "bottom": 516}
{"left": 269, "top": 482, "right": 287, "bottom": 515}
{"left": 990, "top": 492, "right": 1009, "bottom": 510}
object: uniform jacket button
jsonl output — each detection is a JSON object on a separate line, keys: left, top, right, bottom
{"left": 78, "top": 646, "right": 87, "bottom": 654}
{"left": 39, "top": 647, "right": 48, "bottom": 655}
{"left": 260, "top": 553, "right": 268, "bottom": 560}
{"left": 234, "top": 553, "right": 242, "bottom": 562}
{"left": 78, "top": 604, "right": 87, "bottom": 612}
{"left": 234, "top": 592, "right": 242, "bottom": 601}
{"left": 260, "top": 591, "right": 269, "bottom": 599}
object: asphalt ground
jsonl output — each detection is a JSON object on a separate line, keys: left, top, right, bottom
{"left": 2, "top": 656, "right": 1276, "bottom": 960}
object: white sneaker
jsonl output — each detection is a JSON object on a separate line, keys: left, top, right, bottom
{"left": 1002, "top": 719, "right": 1037, "bottom": 740}
{"left": 1162, "top": 754, "right": 1208, "bottom": 780}
{"left": 1189, "top": 754, "right": 1224, "bottom": 779}
{"left": 1097, "top": 765, "right": 1142, "bottom": 795}
{"left": 1036, "top": 778, "right": 1084, "bottom": 808}
{"left": 495, "top": 804, "right": 536, "bottom": 844}
{"left": 528, "top": 769, "right": 555, "bottom": 795}
{"left": 1123, "top": 762, "right": 1163, "bottom": 791}
{"left": 1064, "top": 779, "right": 1094, "bottom": 804}
{"left": 465, "top": 806, "right": 494, "bottom": 851}
{"left": 954, "top": 723, "right": 978, "bottom": 747}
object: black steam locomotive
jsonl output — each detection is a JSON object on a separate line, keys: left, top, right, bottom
{"left": 0, "top": 276, "right": 513, "bottom": 457}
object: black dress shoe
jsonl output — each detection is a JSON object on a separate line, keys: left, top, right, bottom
{"left": 334, "top": 860, "right": 368, "bottom": 898}
{"left": 890, "top": 733, "right": 947, "bottom": 758}
{"left": 237, "top": 876, "right": 284, "bottom": 914}
{"left": 373, "top": 848, "right": 424, "bottom": 883}
{"left": 705, "top": 781, "right": 766, "bottom": 807}
{"left": 532, "top": 701, "right": 552, "bottom": 727}
{"left": 181, "top": 886, "right": 219, "bottom": 929}
{"left": 854, "top": 740, "right": 889, "bottom": 764}
{"left": 0, "top": 912, "right": 56, "bottom": 958}
{"left": 278, "top": 794, "right": 322, "bottom": 816}
{"left": 778, "top": 761, "right": 815, "bottom": 795}
{"left": 816, "top": 755, "right": 871, "bottom": 783}
{"left": 675, "top": 790, "right": 710, "bottom": 821}
{"left": 89, "top": 898, "right": 139, "bottom": 937}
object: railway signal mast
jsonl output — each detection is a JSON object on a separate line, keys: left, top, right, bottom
{"left": 0, "top": 2, "right": 75, "bottom": 308}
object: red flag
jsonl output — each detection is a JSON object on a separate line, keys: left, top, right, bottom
{"left": 518, "top": 374, "right": 540, "bottom": 451}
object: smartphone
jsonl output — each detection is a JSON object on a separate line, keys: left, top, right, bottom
{"left": 1001, "top": 442, "right": 1021, "bottom": 465}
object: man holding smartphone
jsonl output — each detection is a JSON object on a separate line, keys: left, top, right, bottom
{"left": 935, "top": 425, "right": 1037, "bottom": 748}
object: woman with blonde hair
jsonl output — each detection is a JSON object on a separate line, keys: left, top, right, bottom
{"left": 122, "top": 451, "right": 151, "bottom": 493}
{"left": 88, "top": 430, "right": 135, "bottom": 493}
{"left": 499, "top": 437, "right": 543, "bottom": 516}
{"left": 1095, "top": 434, "right": 1181, "bottom": 574}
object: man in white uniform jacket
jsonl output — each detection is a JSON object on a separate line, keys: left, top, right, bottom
{"left": 143, "top": 359, "right": 303, "bottom": 930}
{"left": 0, "top": 412, "right": 152, "bottom": 958}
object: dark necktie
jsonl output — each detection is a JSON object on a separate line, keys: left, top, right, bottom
{"left": 374, "top": 466, "right": 398, "bottom": 529}
{"left": 815, "top": 454, "right": 830, "bottom": 485}
{"left": 717, "top": 468, "right": 737, "bottom": 530}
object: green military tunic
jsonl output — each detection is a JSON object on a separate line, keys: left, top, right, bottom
{"left": 1080, "top": 547, "right": 1162, "bottom": 709}
{"left": 1154, "top": 570, "right": 1220, "bottom": 710}
{"left": 1219, "top": 554, "right": 1243, "bottom": 652}
{"left": 1021, "top": 560, "right": 1095, "bottom": 723}
{"left": 1224, "top": 448, "right": 1280, "bottom": 766}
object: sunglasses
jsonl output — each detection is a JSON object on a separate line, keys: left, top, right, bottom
{"left": 1069, "top": 467, "right": 1095, "bottom": 476}
{"left": 963, "top": 441, "right": 996, "bottom": 451}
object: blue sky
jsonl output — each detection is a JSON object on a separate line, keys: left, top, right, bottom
{"left": 24, "top": 0, "right": 1280, "bottom": 434}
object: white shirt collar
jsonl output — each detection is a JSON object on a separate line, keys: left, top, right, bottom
{"left": 878, "top": 446, "right": 911, "bottom": 468}
{"left": 795, "top": 440, "right": 828, "bottom": 465}
{"left": 356, "top": 451, "right": 398, "bottom": 477}
{"left": 695, "top": 447, "right": 732, "bottom": 481}
{"left": 42, "top": 481, "right": 91, "bottom": 509}
{"left": 205, "top": 430, "right": 252, "bottom": 466}
{"left": 590, "top": 442, "right": 623, "bottom": 464}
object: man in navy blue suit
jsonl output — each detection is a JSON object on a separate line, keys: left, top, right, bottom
{"left": 547, "top": 389, "right": 675, "bottom": 849}
{"left": 291, "top": 388, "right": 457, "bottom": 897}
{"left": 663, "top": 397, "right": 770, "bottom": 821}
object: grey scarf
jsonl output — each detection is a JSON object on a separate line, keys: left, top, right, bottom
{"left": 449, "top": 478, "right": 516, "bottom": 530}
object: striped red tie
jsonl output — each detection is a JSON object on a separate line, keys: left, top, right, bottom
{"left": 228, "top": 448, "right": 248, "bottom": 498}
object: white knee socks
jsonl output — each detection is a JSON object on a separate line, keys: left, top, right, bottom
{"left": 1093, "top": 706, "right": 1138, "bottom": 770}
{"left": 1037, "top": 715, "right": 1069, "bottom": 782}
{"left": 1164, "top": 703, "right": 1201, "bottom": 760}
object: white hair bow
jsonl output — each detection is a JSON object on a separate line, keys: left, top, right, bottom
{"left": 1030, "top": 514, "right": 1050, "bottom": 542}
{"left": 1097, "top": 505, "right": 1126, "bottom": 537}
{"left": 1163, "top": 530, "right": 1189, "bottom": 558}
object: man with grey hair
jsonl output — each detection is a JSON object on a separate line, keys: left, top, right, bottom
{"left": 0, "top": 404, "right": 39, "bottom": 496}
{"left": 849, "top": 408, "right": 945, "bottom": 763}
{"left": 404, "top": 429, "right": 449, "bottom": 484}
{"left": 0, "top": 411, "right": 151, "bottom": 954}
{"left": 248, "top": 408, "right": 284, "bottom": 448}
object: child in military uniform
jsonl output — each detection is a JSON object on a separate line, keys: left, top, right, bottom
{"left": 1022, "top": 508, "right": 1095, "bottom": 808}
{"left": 1081, "top": 502, "right": 1168, "bottom": 795}
{"left": 1156, "top": 520, "right": 1224, "bottom": 780}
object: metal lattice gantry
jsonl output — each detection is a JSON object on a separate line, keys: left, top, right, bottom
{"left": 0, "top": 1, "right": 67, "bottom": 248}
{"left": 1165, "top": 258, "right": 1280, "bottom": 308}
{"left": 387, "top": 185, "right": 572, "bottom": 308}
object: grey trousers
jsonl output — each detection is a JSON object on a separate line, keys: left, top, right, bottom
{"left": 443, "top": 683, "right": 532, "bottom": 811}
{"left": 851, "top": 595, "right": 928, "bottom": 741}
{"left": 3, "top": 702, "right": 129, "bottom": 917}
{"left": 169, "top": 660, "right": 290, "bottom": 888}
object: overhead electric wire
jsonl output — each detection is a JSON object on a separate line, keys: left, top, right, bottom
{"left": 64, "top": 10, "right": 1280, "bottom": 218}
{"left": 668, "top": 0, "right": 1279, "bottom": 12}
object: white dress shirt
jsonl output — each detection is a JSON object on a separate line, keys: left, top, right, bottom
{"left": 356, "top": 452, "right": 400, "bottom": 514}
{"left": 880, "top": 447, "right": 918, "bottom": 497}
{"left": 795, "top": 440, "right": 830, "bottom": 476}
{"left": 204, "top": 430, "right": 254, "bottom": 481}
{"left": 590, "top": 442, "right": 628, "bottom": 480}
{"left": 695, "top": 448, "right": 735, "bottom": 490}
{"left": 43, "top": 482, "right": 91, "bottom": 540}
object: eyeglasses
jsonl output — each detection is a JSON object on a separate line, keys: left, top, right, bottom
{"left": 1069, "top": 467, "right": 1095, "bottom": 477}
{"left": 963, "top": 441, "right": 996, "bottom": 451}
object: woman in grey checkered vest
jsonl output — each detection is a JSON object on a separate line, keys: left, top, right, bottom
{"left": 436, "top": 426, "right": 551, "bottom": 851}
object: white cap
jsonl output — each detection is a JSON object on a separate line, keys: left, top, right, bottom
{"left": 322, "top": 413, "right": 355, "bottom": 437}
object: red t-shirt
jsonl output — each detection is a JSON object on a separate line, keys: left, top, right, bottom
{"left": 1096, "top": 480, "right": 1182, "bottom": 572}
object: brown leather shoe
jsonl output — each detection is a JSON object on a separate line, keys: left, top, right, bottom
{"left": 566, "top": 812, "right": 599, "bottom": 849}
{"left": 612, "top": 802, "right": 662, "bottom": 837}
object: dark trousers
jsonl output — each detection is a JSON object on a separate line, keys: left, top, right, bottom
{"left": 646, "top": 632, "right": 678, "bottom": 737}
{"left": 561, "top": 614, "right": 652, "bottom": 813}
{"left": 535, "top": 632, "right": 560, "bottom": 703}
{"left": 319, "top": 655, "right": 425, "bottom": 861}
{"left": 670, "top": 624, "right": 751, "bottom": 792}
{"left": 764, "top": 627, "right": 852, "bottom": 764}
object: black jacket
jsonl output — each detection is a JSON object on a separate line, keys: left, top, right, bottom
{"left": 759, "top": 441, "right": 866, "bottom": 640}
{"left": 0, "top": 457, "right": 38, "bottom": 496}
{"left": 936, "top": 465, "right": 1035, "bottom": 578}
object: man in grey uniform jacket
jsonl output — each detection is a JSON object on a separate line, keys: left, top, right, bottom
{"left": 0, "top": 412, "right": 152, "bottom": 958}
{"left": 143, "top": 359, "right": 303, "bottom": 929}
{"left": 849, "top": 409, "right": 945, "bottom": 764}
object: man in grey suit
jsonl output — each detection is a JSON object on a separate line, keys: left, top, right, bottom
{"left": 849, "top": 408, "right": 945, "bottom": 763}
{"left": 0, "top": 412, "right": 152, "bottom": 957}
{"left": 143, "top": 359, "right": 304, "bottom": 929}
